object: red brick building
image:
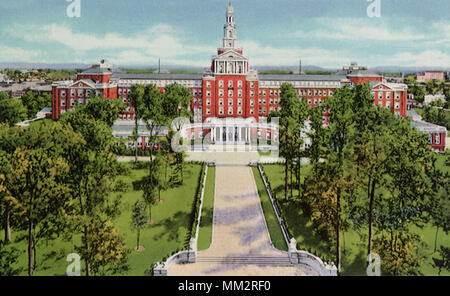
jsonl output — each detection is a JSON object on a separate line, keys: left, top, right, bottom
{"left": 51, "top": 4, "right": 410, "bottom": 147}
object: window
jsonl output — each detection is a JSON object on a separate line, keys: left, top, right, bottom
{"left": 429, "top": 134, "right": 433, "bottom": 144}
{"left": 378, "top": 93, "right": 383, "bottom": 99}
{"left": 228, "top": 89, "right": 233, "bottom": 97}
{"left": 329, "top": 91, "right": 333, "bottom": 96}
{"left": 250, "top": 99, "right": 254, "bottom": 106}
{"left": 308, "top": 90, "right": 311, "bottom": 96}
{"left": 386, "top": 93, "right": 390, "bottom": 99}
{"left": 61, "top": 90, "right": 66, "bottom": 97}
{"left": 270, "top": 90, "right": 273, "bottom": 96}
{"left": 435, "top": 134, "right": 440, "bottom": 145}
{"left": 219, "top": 89, "right": 224, "bottom": 97}
{"left": 238, "top": 107, "right": 242, "bottom": 115}
{"left": 238, "top": 99, "right": 242, "bottom": 106}
{"left": 386, "top": 102, "right": 391, "bottom": 109}
{"left": 250, "top": 108, "right": 254, "bottom": 115}
{"left": 228, "top": 108, "right": 233, "bottom": 115}
{"left": 70, "top": 99, "right": 75, "bottom": 107}
{"left": 314, "top": 98, "right": 317, "bottom": 104}
{"left": 228, "top": 99, "right": 233, "bottom": 106}
{"left": 219, "top": 107, "right": 224, "bottom": 115}
{"left": 118, "top": 89, "right": 122, "bottom": 95}
{"left": 238, "top": 80, "right": 242, "bottom": 88}
{"left": 219, "top": 98, "right": 224, "bottom": 106}
{"left": 270, "top": 99, "right": 273, "bottom": 104}
{"left": 206, "top": 99, "right": 211, "bottom": 106}
{"left": 263, "top": 90, "right": 266, "bottom": 96}
{"left": 308, "top": 98, "right": 312, "bottom": 105}
{"left": 206, "top": 108, "right": 211, "bottom": 115}
{"left": 206, "top": 81, "right": 211, "bottom": 88}
{"left": 228, "top": 80, "right": 233, "bottom": 88}
{"left": 61, "top": 100, "right": 66, "bottom": 106}
{"left": 250, "top": 82, "right": 255, "bottom": 88}
{"left": 238, "top": 90, "right": 242, "bottom": 97}
{"left": 127, "top": 89, "right": 131, "bottom": 94}
{"left": 219, "top": 80, "right": 224, "bottom": 87}
{"left": 250, "top": 90, "right": 255, "bottom": 97}
{"left": 206, "top": 90, "right": 211, "bottom": 97}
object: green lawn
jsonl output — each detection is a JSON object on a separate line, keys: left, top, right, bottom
{"left": 262, "top": 162, "right": 450, "bottom": 276}
{"left": 252, "top": 167, "right": 288, "bottom": 251}
{"left": 3, "top": 162, "right": 203, "bottom": 276}
{"left": 197, "top": 166, "right": 215, "bottom": 251}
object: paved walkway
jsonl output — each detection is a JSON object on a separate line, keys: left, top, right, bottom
{"left": 168, "top": 166, "right": 314, "bottom": 276}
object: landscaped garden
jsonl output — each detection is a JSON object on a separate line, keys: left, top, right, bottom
{"left": 260, "top": 157, "right": 450, "bottom": 276}
{"left": 197, "top": 166, "right": 216, "bottom": 251}
{"left": 251, "top": 166, "right": 287, "bottom": 251}
{"left": 3, "top": 162, "right": 203, "bottom": 275}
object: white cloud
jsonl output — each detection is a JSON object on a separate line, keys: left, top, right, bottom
{"left": 294, "top": 18, "right": 426, "bottom": 41}
{"left": 0, "top": 45, "right": 41, "bottom": 62}
{"left": 384, "top": 50, "right": 450, "bottom": 67}
{"left": 240, "top": 40, "right": 349, "bottom": 67}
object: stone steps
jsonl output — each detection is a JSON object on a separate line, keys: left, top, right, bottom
{"left": 196, "top": 256, "right": 293, "bottom": 266}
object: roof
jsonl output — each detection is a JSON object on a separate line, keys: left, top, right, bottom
{"left": 111, "top": 73, "right": 203, "bottom": 80}
{"left": 347, "top": 70, "right": 381, "bottom": 77}
{"left": 410, "top": 120, "right": 447, "bottom": 133}
{"left": 258, "top": 74, "right": 346, "bottom": 82}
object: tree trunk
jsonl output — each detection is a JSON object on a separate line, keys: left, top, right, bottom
{"left": 367, "top": 177, "right": 376, "bottom": 256}
{"left": 290, "top": 163, "right": 293, "bottom": 198}
{"left": 137, "top": 229, "right": 140, "bottom": 248}
{"left": 134, "top": 117, "right": 138, "bottom": 163}
{"left": 4, "top": 203, "right": 11, "bottom": 243}
{"left": 284, "top": 159, "right": 289, "bottom": 201}
{"left": 84, "top": 226, "right": 91, "bottom": 276}
{"left": 297, "top": 157, "right": 301, "bottom": 197}
{"left": 434, "top": 226, "right": 439, "bottom": 252}
{"left": 28, "top": 220, "right": 34, "bottom": 276}
{"left": 336, "top": 188, "right": 342, "bottom": 275}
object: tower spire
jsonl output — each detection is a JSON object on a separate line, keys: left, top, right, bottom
{"left": 222, "top": 2, "right": 237, "bottom": 49}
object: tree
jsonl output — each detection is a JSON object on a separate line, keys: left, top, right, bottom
{"left": 143, "top": 181, "right": 158, "bottom": 224}
{"left": 76, "top": 219, "right": 128, "bottom": 275}
{"left": 373, "top": 231, "right": 425, "bottom": 276}
{"left": 433, "top": 246, "right": 450, "bottom": 275}
{"left": 131, "top": 201, "right": 147, "bottom": 251}
{"left": 162, "top": 83, "right": 193, "bottom": 184}
{"left": 21, "top": 91, "right": 51, "bottom": 119}
{"left": 5, "top": 147, "right": 71, "bottom": 276}
{"left": 279, "top": 83, "right": 306, "bottom": 201}
{"left": 427, "top": 156, "right": 450, "bottom": 252}
{"left": 0, "top": 241, "right": 23, "bottom": 276}
{"left": 325, "top": 85, "right": 356, "bottom": 273}
{"left": 307, "top": 105, "right": 327, "bottom": 177}
{"left": 0, "top": 94, "right": 28, "bottom": 126}
{"left": 60, "top": 102, "right": 126, "bottom": 276}
{"left": 69, "top": 95, "right": 125, "bottom": 127}
{"left": 128, "top": 85, "right": 145, "bottom": 162}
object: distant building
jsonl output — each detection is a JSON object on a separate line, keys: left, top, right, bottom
{"left": 50, "top": 4, "right": 410, "bottom": 148}
{"left": 416, "top": 71, "right": 445, "bottom": 82}
{"left": 408, "top": 110, "right": 446, "bottom": 152}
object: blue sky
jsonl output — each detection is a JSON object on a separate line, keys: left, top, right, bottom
{"left": 0, "top": 0, "right": 449, "bottom": 68}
